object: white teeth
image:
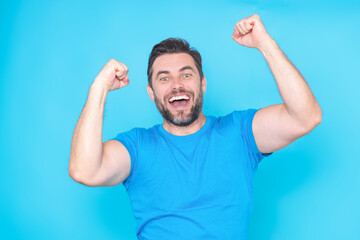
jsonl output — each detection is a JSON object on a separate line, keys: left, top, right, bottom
{"left": 169, "top": 95, "right": 189, "bottom": 103}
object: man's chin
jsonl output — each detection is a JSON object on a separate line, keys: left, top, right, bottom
{"left": 170, "top": 108, "right": 190, "bottom": 116}
{"left": 168, "top": 111, "right": 199, "bottom": 127}
{"left": 172, "top": 117, "right": 191, "bottom": 125}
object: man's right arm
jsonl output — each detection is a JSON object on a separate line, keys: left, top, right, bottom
{"left": 68, "top": 59, "right": 131, "bottom": 187}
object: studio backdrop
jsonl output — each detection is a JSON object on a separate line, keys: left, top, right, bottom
{"left": 1, "top": 0, "right": 359, "bottom": 239}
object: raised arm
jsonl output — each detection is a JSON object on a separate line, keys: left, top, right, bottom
{"left": 69, "top": 59, "right": 131, "bottom": 187}
{"left": 232, "top": 14, "right": 322, "bottom": 154}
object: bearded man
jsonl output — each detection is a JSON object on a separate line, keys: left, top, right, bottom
{"left": 69, "top": 14, "right": 322, "bottom": 239}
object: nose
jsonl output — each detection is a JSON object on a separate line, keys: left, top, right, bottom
{"left": 171, "top": 77, "right": 184, "bottom": 90}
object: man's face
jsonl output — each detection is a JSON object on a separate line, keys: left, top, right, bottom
{"left": 147, "top": 53, "right": 207, "bottom": 126}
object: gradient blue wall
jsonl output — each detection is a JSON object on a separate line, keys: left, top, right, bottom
{"left": 1, "top": 0, "right": 359, "bottom": 239}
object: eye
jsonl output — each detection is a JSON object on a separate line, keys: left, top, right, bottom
{"left": 183, "top": 73, "right": 191, "bottom": 78}
{"left": 160, "top": 77, "right": 169, "bottom": 81}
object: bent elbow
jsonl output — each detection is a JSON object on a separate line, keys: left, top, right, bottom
{"left": 68, "top": 166, "right": 83, "bottom": 184}
{"left": 302, "top": 109, "right": 322, "bottom": 134}
{"left": 69, "top": 170, "right": 99, "bottom": 187}
{"left": 68, "top": 164, "right": 86, "bottom": 184}
{"left": 313, "top": 107, "right": 322, "bottom": 127}
{"left": 68, "top": 160, "right": 98, "bottom": 187}
{"left": 315, "top": 114, "right": 322, "bottom": 127}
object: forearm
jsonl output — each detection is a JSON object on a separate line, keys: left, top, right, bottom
{"left": 69, "top": 82, "right": 108, "bottom": 181}
{"left": 258, "top": 38, "right": 322, "bottom": 127}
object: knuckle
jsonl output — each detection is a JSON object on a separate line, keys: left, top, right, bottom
{"left": 120, "top": 63, "right": 126, "bottom": 70}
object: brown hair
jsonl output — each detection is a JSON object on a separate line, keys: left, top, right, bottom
{"left": 147, "top": 38, "right": 204, "bottom": 87}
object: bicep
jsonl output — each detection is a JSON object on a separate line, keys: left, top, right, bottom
{"left": 92, "top": 140, "right": 131, "bottom": 187}
{"left": 252, "top": 104, "right": 308, "bottom": 154}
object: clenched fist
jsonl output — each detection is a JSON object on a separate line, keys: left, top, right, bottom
{"left": 93, "top": 59, "right": 129, "bottom": 92}
{"left": 232, "top": 14, "right": 272, "bottom": 50}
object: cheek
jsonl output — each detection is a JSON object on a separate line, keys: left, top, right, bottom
{"left": 153, "top": 88, "right": 167, "bottom": 102}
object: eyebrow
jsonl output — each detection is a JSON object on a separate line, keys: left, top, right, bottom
{"left": 179, "top": 66, "right": 196, "bottom": 72}
{"left": 155, "top": 70, "right": 170, "bottom": 79}
{"left": 155, "top": 66, "right": 196, "bottom": 79}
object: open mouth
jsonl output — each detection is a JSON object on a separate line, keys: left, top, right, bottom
{"left": 168, "top": 94, "right": 190, "bottom": 109}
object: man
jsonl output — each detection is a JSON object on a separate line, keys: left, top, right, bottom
{"left": 69, "top": 14, "right": 322, "bottom": 239}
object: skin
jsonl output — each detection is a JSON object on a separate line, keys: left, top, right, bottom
{"left": 232, "top": 14, "right": 322, "bottom": 153}
{"left": 68, "top": 14, "right": 322, "bottom": 187}
{"left": 68, "top": 59, "right": 131, "bottom": 186}
{"left": 147, "top": 53, "right": 207, "bottom": 136}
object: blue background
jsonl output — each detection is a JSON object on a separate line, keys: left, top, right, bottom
{"left": 1, "top": 0, "right": 359, "bottom": 239}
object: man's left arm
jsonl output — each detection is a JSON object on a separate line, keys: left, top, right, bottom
{"left": 232, "top": 14, "right": 322, "bottom": 154}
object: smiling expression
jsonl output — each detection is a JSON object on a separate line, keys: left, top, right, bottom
{"left": 147, "top": 53, "right": 207, "bottom": 126}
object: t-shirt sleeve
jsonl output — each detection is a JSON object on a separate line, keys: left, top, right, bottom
{"left": 111, "top": 128, "right": 139, "bottom": 189}
{"left": 233, "top": 109, "right": 272, "bottom": 171}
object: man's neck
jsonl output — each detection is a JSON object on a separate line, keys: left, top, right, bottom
{"left": 162, "top": 112, "right": 207, "bottom": 136}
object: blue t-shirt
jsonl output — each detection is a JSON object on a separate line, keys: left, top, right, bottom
{"left": 112, "top": 109, "right": 270, "bottom": 240}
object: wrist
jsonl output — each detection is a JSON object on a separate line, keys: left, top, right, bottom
{"left": 89, "top": 81, "right": 109, "bottom": 105}
{"left": 257, "top": 36, "right": 277, "bottom": 56}
{"left": 91, "top": 80, "right": 110, "bottom": 94}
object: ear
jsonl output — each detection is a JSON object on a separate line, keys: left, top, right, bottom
{"left": 201, "top": 76, "right": 207, "bottom": 94}
{"left": 147, "top": 84, "right": 155, "bottom": 102}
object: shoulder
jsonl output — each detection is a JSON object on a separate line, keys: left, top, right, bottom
{"left": 112, "top": 124, "right": 162, "bottom": 145}
{"left": 212, "top": 109, "right": 259, "bottom": 128}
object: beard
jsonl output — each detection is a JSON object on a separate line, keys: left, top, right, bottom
{"left": 154, "top": 88, "right": 203, "bottom": 127}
